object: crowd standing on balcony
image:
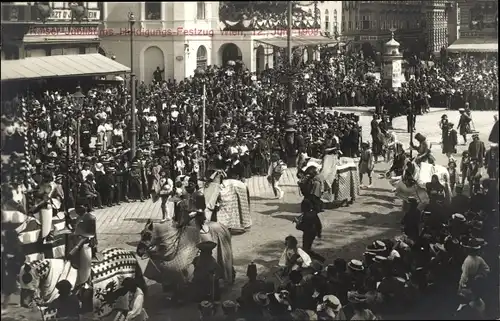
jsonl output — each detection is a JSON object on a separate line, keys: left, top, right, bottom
{"left": 219, "top": 1, "right": 319, "bottom": 30}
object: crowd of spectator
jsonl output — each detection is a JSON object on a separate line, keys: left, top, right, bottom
{"left": 215, "top": 176, "right": 498, "bottom": 320}
{"left": 0, "top": 51, "right": 497, "bottom": 212}
{"left": 219, "top": 1, "right": 319, "bottom": 31}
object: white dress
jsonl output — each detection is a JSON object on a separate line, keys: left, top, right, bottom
{"left": 113, "top": 288, "right": 149, "bottom": 321}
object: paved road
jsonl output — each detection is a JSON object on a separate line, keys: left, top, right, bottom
{"left": 4, "top": 108, "right": 497, "bottom": 321}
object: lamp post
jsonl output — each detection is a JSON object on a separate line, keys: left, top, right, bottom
{"left": 194, "top": 67, "right": 207, "bottom": 179}
{"left": 72, "top": 86, "right": 85, "bottom": 164}
{"left": 169, "top": 104, "right": 179, "bottom": 179}
{"left": 129, "top": 12, "right": 137, "bottom": 159}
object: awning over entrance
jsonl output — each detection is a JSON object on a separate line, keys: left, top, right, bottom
{"left": 447, "top": 38, "right": 498, "bottom": 53}
{"left": 256, "top": 35, "right": 339, "bottom": 48}
{"left": 1, "top": 53, "right": 131, "bottom": 81}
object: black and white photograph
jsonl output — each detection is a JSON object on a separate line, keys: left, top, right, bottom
{"left": 1, "top": 1, "right": 498, "bottom": 320}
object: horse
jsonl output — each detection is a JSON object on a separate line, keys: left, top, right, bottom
{"left": 204, "top": 169, "right": 251, "bottom": 234}
{"left": 19, "top": 247, "right": 146, "bottom": 320}
{"left": 392, "top": 159, "right": 451, "bottom": 211}
{"left": 136, "top": 218, "right": 235, "bottom": 295}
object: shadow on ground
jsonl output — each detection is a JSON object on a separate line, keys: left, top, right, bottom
{"left": 259, "top": 202, "right": 301, "bottom": 215}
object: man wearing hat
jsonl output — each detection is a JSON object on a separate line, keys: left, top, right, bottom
{"left": 318, "top": 295, "right": 345, "bottom": 320}
{"left": 47, "top": 280, "right": 80, "bottom": 320}
{"left": 191, "top": 241, "right": 223, "bottom": 302}
{"left": 66, "top": 205, "right": 99, "bottom": 294}
{"left": 450, "top": 184, "right": 470, "bottom": 215}
{"left": 29, "top": 170, "right": 64, "bottom": 244}
{"left": 468, "top": 133, "right": 486, "bottom": 166}
{"left": 198, "top": 300, "right": 217, "bottom": 321}
{"left": 129, "top": 161, "right": 145, "bottom": 202}
{"left": 80, "top": 173, "right": 103, "bottom": 210}
{"left": 459, "top": 238, "right": 490, "bottom": 291}
{"left": 239, "top": 262, "right": 267, "bottom": 311}
{"left": 226, "top": 149, "right": 244, "bottom": 181}
{"left": 299, "top": 163, "right": 324, "bottom": 214}
{"left": 457, "top": 107, "right": 472, "bottom": 145}
{"left": 484, "top": 143, "right": 499, "bottom": 180}
{"left": 401, "top": 196, "right": 421, "bottom": 240}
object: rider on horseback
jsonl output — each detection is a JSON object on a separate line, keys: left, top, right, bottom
{"left": 67, "top": 205, "right": 99, "bottom": 289}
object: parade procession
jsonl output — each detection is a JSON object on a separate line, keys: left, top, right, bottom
{"left": 1, "top": 1, "right": 499, "bottom": 321}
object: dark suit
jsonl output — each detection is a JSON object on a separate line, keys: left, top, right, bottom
{"left": 468, "top": 140, "right": 485, "bottom": 165}
{"left": 80, "top": 181, "right": 101, "bottom": 209}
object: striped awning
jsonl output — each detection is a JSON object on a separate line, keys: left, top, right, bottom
{"left": 256, "top": 35, "right": 339, "bottom": 48}
{"left": 1, "top": 53, "right": 130, "bottom": 81}
{"left": 447, "top": 38, "right": 498, "bottom": 53}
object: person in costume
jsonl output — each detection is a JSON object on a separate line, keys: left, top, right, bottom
{"left": 191, "top": 241, "right": 223, "bottom": 302}
{"left": 267, "top": 153, "right": 287, "bottom": 199}
{"left": 359, "top": 142, "right": 374, "bottom": 188}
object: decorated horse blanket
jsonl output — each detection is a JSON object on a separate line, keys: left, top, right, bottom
{"left": 1, "top": 204, "right": 69, "bottom": 262}
{"left": 142, "top": 223, "right": 200, "bottom": 287}
{"left": 21, "top": 248, "right": 141, "bottom": 320}
{"left": 218, "top": 179, "right": 252, "bottom": 232}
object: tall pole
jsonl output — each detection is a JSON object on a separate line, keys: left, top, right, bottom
{"left": 409, "top": 105, "right": 414, "bottom": 158}
{"left": 129, "top": 13, "right": 137, "bottom": 159}
{"left": 202, "top": 82, "right": 207, "bottom": 178}
{"left": 64, "top": 121, "right": 71, "bottom": 228}
{"left": 287, "top": 0, "right": 293, "bottom": 115}
{"left": 76, "top": 118, "right": 80, "bottom": 164}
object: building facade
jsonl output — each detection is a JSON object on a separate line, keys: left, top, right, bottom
{"left": 1, "top": 2, "right": 102, "bottom": 60}
{"left": 100, "top": 1, "right": 341, "bottom": 84}
{"left": 456, "top": 0, "right": 497, "bottom": 40}
{"left": 422, "top": 0, "right": 450, "bottom": 53}
{"left": 341, "top": 0, "right": 454, "bottom": 55}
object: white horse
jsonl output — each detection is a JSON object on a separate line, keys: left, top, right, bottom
{"left": 391, "top": 160, "right": 452, "bottom": 211}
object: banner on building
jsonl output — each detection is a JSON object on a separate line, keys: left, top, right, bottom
{"left": 48, "top": 9, "right": 100, "bottom": 21}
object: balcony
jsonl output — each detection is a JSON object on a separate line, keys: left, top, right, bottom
{"left": 1, "top": 2, "right": 102, "bottom": 25}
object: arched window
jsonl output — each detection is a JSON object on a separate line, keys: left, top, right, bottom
{"left": 197, "top": 2, "right": 205, "bottom": 20}
{"left": 324, "top": 9, "right": 329, "bottom": 31}
{"left": 196, "top": 45, "right": 207, "bottom": 68}
{"left": 334, "top": 9, "right": 338, "bottom": 23}
{"left": 315, "top": 8, "right": 321, "bottom": 25}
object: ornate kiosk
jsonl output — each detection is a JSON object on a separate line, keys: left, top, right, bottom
{"left": 382, "top": 30, "right": 404, "bottom": 90}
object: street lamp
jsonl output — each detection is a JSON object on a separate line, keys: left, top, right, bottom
{"left": 72, "top": 86, "right": 85, "bottom": 164}
{"left": 194, "top": 67, "right": 207, "bottom": 179}
{"left": 129, "top": 12, "right": 137, "bottom": 159}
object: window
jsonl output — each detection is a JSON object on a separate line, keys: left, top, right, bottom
{"left": 145, "top": 2, "right": 161, "bottom": 20}
{"left": 355, "top": 20, "right": 359, "bottom": 30}
{"left": 348, "top": 21, "right": 352, "bottom": 30}
{"left": 342, "top": 21, "right": 346, "bottom": 32}
{"left": 52, "top": 2, "right": 64, "bottom": 8}
{"left": 324, "top": 9, "right": 329, "bottom": 30}
{"left": 334, "top": 9, "right": 337, "bottom": 23}
{"left": 197, "top": 2, "right": 205, "bottom": 20}
{"left": 362, "top": 15, "right": 370, "bottom": 30}
{"left": 87, "top": 2, "right": 99, "bottom": 9}
{"left": 196, "top": 45, "right": 207, "bottom": 68}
